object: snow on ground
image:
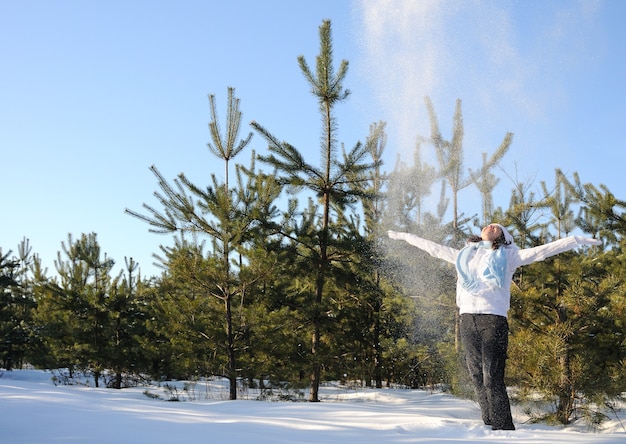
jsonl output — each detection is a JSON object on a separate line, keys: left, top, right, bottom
{"left": 1, "top": 369, "right": 624, "bottom": 443}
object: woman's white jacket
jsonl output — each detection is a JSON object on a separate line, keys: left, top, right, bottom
{"left": 387, "top": 231, "right": 600, "bottom": 318}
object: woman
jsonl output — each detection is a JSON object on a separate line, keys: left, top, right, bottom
{"left": 388, "top": 224, "right": 600, "bottom": 430}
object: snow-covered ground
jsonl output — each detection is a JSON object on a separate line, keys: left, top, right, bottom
{"left": 1, "top": 369, "right": 624, "bottom": 443}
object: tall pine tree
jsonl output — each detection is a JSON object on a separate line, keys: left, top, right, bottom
{"left": 251, "top": 20, "right": 377, "bottom": 401}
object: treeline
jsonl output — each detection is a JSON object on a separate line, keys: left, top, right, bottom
{"left": 1, "top": 20, "right": 624, "bottom": 426}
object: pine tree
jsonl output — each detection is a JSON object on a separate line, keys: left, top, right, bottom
{"left": 251, "top": 20, "right": 377, "bottom": 401}
{"left": 150, "top": 236, "right": 229, "bottom": 379}
{"left": 0, "top": 240, "right": 35, "bottom": 370}
{"left": 126, "top": 88, "right": 281, "bottom": 399}
{"left": 425, "top": 97, "right": 512, "bottom": 242}
{"left": 385, "top": 140, "right": 437, "bottom": 230}
{"left": 474, "top": 152, "right": 500, "bottom": 226}
{"left": 105, "top": 257, "right": 145, "bottom": 389}
{"left": 506, "top": 172, "right": 625, "bottom": 425}
{"left": 32, "top": 233, "right": 116, "bottom": 385}
{"left": 359, "top": 122, "right": 388, "bottom": 387}
{"left": 501, "top": 170, "right": 542, "bottom": 249}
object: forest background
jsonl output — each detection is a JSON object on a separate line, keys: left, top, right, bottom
{"left": 2, "top": 10, "right": 625, "bottom": 428}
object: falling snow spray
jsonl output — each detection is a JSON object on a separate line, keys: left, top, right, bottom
{"left": 355, "top": 0, "right": 536, "bottom": 280}
{"left": 357, "top": 1, "right": 466, "bottom": 348}
{"left": 355, "top": 1, "right": 520, "bottom": 389}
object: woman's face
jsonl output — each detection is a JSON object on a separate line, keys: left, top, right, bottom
{"left": 481, "top": 224, "right": 503, "bottom": 242}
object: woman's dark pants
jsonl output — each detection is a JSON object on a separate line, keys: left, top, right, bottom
{"left": 460, "top": 313, "right": 515, "bottom": 430}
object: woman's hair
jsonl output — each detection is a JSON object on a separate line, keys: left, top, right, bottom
{"left": 493, "top": 231, "right": 511, "bottom": 250}
{"left": 467, "top": 232, "right": 510, "bottom": 250}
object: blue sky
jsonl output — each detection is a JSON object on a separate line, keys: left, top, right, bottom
{"left": 2, "top": 0, "right": 625, "bottom": 278}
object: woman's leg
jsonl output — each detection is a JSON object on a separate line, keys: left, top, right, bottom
{"left": 478, "top": 315, "right": 515, "bottom": 430}
{"left": 460, "top": 314, "right": 491, "bottom": 425}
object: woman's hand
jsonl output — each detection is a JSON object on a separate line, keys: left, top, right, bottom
{"left": 387, "top": 230, "right": 404, "bottom": 240}
{"left": 574, "top": 236, "right": 602, "bottom": 246}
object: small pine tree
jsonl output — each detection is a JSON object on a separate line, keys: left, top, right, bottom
{"left": 127, "top": 88, "right": 281, "bottom": 399}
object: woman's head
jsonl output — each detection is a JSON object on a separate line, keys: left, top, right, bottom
{"left": 480, "top": 223, "right": 514, "bottom": 249}
{"left": 481, "top": 224, "right": 502, "bottom": 241}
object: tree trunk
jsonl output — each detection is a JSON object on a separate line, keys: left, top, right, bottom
{"left": 309, "top": 247, "right": 325, "bottom": 402}
{"left": 374, "top": 298, "right": 383, "bottom": 388}
{"left": 309, "top": 325, "right": 321, "bottom": 402}
{"left": 556, "top": 306, "right": 573, "bottom": 424}
{"left": 557, "top": 351, "right": 574, "bottom": 424}
{"left": 225, "top": 294, "right": 237, "bottom": 400}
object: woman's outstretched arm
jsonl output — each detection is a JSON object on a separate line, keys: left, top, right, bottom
{"left": 514, "top": 236, "right": 601, "bottom": 267}
{"left": 388, "top": 231, "right": 459, "bottom": 264}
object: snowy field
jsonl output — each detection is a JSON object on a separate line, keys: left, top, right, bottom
{"left": 1, "top": 369, "right": 624, "bottom": 443}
